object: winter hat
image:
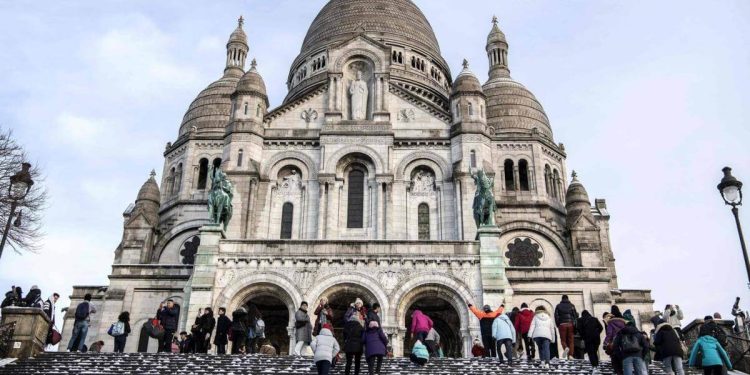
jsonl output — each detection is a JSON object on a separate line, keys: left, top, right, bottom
{"left": 369, "top": 321, "right": 379, "bottom": 329}
{"left": 322, "top": 323, "right": 333, "bottom": 331}
{"left": 521, "top": 303, "right": 528, "bottom": 308}
{"left": 483, "top": 305, "right": 491, "bottom": 312}
{"left": 30, "top": 285, "right": 39, "bottom": 290}
{"left": 704, "top": 315, "right": 713, "bottom": 321}
{"left": 355, "top": 298, "right": 364, "bottom": 306}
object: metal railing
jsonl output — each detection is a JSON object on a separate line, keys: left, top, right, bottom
{"left": 0, "top": 321, "right": 16, "bottom": 358}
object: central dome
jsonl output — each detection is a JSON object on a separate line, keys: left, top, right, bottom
{"left": 300, "top": 0, "right": 442, "bottom": 58}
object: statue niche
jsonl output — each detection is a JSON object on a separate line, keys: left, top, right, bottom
{"left": 346, "top": 62, "right": 371, "bottom": 121}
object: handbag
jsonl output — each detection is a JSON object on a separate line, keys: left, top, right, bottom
{"left": 145, "top": 318, "right": 165, "bottom": 339}
{"left": 47, "top": 327, "right": 62, "bottom": 345}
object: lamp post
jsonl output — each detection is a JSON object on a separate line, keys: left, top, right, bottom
{"left": 717, "top": 166, "right": 748, "bottom": 287}
{"left": 0, "top": 162, "right": 34, "bottom": 260}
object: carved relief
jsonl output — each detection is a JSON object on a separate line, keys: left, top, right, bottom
{"left": 397, "top": 109, "right": 416, "bottom": 122}
{"left": 505, "top": 238, "right": 543, "bottom": 267}
{"left": 217, "top": 269, "right": 236, "bottom": 288}
{"left": 349, "top": 70, "right": 369, "bottom": 120}
{"left": 410, "top": 170, "right": 435, "bottom": 196}
{"left": 301, "top": 108, "right": 318, "bottom": 126}
{"left": 277, "top": 170, "right": 302, "bottom": 196}
{"left": 293, "top": 268, "right": 316, "bottom": 293}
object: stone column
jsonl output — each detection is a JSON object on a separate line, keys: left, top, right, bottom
{"left": 0, "top": 307, "right": 51, "bottom": 359}
{"left": 476, "top": 226, "right": 513, "bottom": 308}
{"left": 183, "top": 225, "right": 224, "bottom": 333}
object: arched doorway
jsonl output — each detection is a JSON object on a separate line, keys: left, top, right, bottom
{"left": 315, "top": 283, "right": 380, "bottom": 344}
{"left": 404, "top": 296, "right": 462, "bottom": 357}
{"left": 242, "top": 294, "right": 289, "bottom": 354}
{"left": 227, "top": 282, "right": 296, "bottom": 355}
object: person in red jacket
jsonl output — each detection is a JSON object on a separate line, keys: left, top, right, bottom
{"left": 468, "top": 303, "right": 504, "bottom": 358}
{"left": 471, "top": 338, "right": 485, "bottom": 357}
{"left": 514, "top": 303, "right": 535, "bottom": 360}
{"left": 410, "top": 309, "right": 433, "bottom": 343}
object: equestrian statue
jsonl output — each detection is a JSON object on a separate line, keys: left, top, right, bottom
{"left": 207, "top": 166, "right": 234, "bottom": 230}
{"left": 472, "top": 168, "right": 496, "bottom": 227}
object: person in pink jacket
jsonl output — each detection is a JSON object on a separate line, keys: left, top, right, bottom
{"left": 410, "top": 310, "right": 433, "bottom": 343}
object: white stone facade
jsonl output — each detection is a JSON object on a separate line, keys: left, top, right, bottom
{"left": 61, "top": 0, "right": 655, "bottom": 357}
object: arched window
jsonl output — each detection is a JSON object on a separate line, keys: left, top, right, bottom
{"left": 398, "top": 52, "right": 403, "bottom": 64}
{"left": 257, "top": 104, "right": 262, "bottom": 117}
{"left": 553, "top": 169, "right": 561, "bottom": 199}
{"left": 347, "top": 169, "right": 365, "bottom": 228}
{"left": 198, "top": 158, "right": 209, "bottom": 190}
{"left": 468, "top": 102, "right": 474, "bottom": 116}
{"left": 322, "top": 56, "right": 326, "bottom": 67}
{"left": 470, "top": 150, "right": 477, "bottom": 169}
{"left": 519, "top": 159, "right": 529, "bottom": 191}
{"left": 411, "top": 56, "right": 416, "bottom": 68}
{"left": 173, "top": 163, "right": 183, "bottom": 195}
{"left": 418, "top": 203, "right": 430, "bottom": 240}
{"left": 544, "top": 165, "right": 552, "bottom": 197}
{"left": 280, "top": 202, "right": 293, "bottom": 239}
{"left": 237, "top": 149, "right": 243, "bottom": 167}
{"left": 393, "top": 51, "right": 398, "bottom": 63}
{"left": 244, "top": 102, "right": 248, "bottom": 115}
{"left": 504, "top": 159, "right": 515, "bottom": 191}
{"left": 456, "top": 103, "right": 461, "bottom": 118}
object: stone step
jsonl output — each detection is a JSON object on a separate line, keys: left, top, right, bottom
{"left": 0, "top": 352, "right": 704, "bottom": 375}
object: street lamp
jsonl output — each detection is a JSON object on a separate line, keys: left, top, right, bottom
{"left": 717, "top": 166, "right": 748, "bottom": 287}
{"left": 0, "top": 162, "right": 34, "bottom": 260}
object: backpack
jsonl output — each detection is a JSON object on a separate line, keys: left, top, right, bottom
{"left": 621, "top": 333, "right": 642, "bottom": 354}
{"left": 255, "top": 318, "right": 265, "bottom": 337}
{"left": 108, "top": 321, "right": 125, "bottom": 337}
{"left": 74, "top": 302, "right": 90, "bottom": 321}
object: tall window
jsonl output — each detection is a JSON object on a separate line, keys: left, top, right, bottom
{"left": 468, "top": 102, "right": 474, "bottom": 116}
{"left": 197, "top": 158, "right": 209, "bottom": 190}
{"left": 212, "top": 158, "right": 222, "bottom": 176}
{"left": 519, "top": 159, "right": 529, "bottom": 191}
{"left": 167, "top": 167, "right": 175, "bottom": 196}
{"left": 504, "top": 159, "right": 515, "bottom": 191}
{"left": 173, "top": 163, "right": 183, "bottom": 195}
{"left": 470, "top": 150, "right": 477, "bottom": 168}
{"left": 544, "top": 165, "right": 552, "bottom": 196}
{"left": 553, "top": 169, "right": 561, "bottom": 199}
{"left": 280, "top": 202, "right": 293, "bottom": 239}
{"left": 418, "top": 203, "right": 430, "bottom": 240}
{"left": 347, "top": 170, "right": 365, "bottom": 228}
{"left": 237, "top": 149, "right": 243, "bottom": 167}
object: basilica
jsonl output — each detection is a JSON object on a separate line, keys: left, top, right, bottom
{"left": 61, "top": 0, "right": 655, "bottom": 357}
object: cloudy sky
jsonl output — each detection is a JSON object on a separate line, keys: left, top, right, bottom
{"left": 0, "top": 0, "right": 749, "bottom": 326}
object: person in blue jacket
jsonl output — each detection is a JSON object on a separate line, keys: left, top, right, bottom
{"left": 689, "top": 330, "right": 732, "bottom": 375}
{"left": 492, "top": 313, "right": 517, "bottom": 365}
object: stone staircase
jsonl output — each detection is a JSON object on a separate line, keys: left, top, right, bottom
{"left": 0, "top": 352, "right": 706, "bottom": 374}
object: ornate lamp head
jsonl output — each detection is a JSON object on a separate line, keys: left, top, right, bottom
{"left": 8, "top": 163, "right": 33, "bottom": 201}
{"left": 718, "top": 167, "right": 743, "bottom": 206}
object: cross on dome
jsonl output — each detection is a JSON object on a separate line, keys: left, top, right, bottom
{"left": 462, "top": 59, "right": 469, "bottom": 70}
{"left": 492, "top": 15, "right": 498, "bottom": 25}
{"left": 150, "top": 169, "right": 156, "bottom": 178}
{"left": 251, "top": 58, "right": 257, "bottom": 70}
{"left": 238, "top": 16, "right": 244, "bottom": 28}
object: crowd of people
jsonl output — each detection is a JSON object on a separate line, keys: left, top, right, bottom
{"left": 466, "top": 298, "right": 733, "bottom": 375}
{"left": 6, "top": 287, "right": 737, "bottom": 375}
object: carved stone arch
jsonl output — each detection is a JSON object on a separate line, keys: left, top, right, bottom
{"left": 395, "top": 152, "right": 452, "bottom": 181}
{"left": 390, "top": 273, "right": 477, "bottom": 331}
{"left": 333, "top": 47, "right": 386, "bottom": 72}
{"left": 325, "top": 145, "right": 385, "bottom": 175}
{"left": 305, "top": 271, "right": 390, "bottom": 323}
{"left": 152, "top": 220, "right": 207, "bottom": 262}
{"left": 497, "top": 221, "right": 573, "bottom": 266}
{"left": 214, "top": 271, "right": 303, "bottom": 319}
{"left": 262, "top": 151, "right": 318, "bottom": 180}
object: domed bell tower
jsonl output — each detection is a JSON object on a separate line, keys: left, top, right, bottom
{"left": 486, "top": 16, "right": 510, "bottom": 80}
{"left": 225, "top": 16, "right": 249, "bottom": 78}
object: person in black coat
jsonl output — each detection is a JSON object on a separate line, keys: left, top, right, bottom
{"left": 577, "top": 310, "right": 604, "bottom": 368}
{"left": 231, "top": 307, "right": 249, "bottom": 354}
{"left": 198, "top": 308, "right": 216, "bottom": 353}
{"left": 343, "top": 317, "right": 365, "bottom": 375}
{"left": 157, "top": 300, "right": 180, "bottom": 353}
{"left": 214, "top": 307, "right": 232, "bottom": 354}
{"left": 653, "top": 320, "right": 685, "bottom": 374}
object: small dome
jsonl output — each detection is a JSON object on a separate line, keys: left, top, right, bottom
{"left": 452, "top": 60, "right": 483, "bottom": 95}
{"left": 178, "top": 74, "right": 241, "bottom": 137}
{"left": 565, "top": 172, "right": 590, "bottom": 208}
{"left": 487, "top": 16, "right": 507, "bottom": 45}
{"left": 235, "top": 59, "right": 267, "bottom": 97}
{"left": 483, "top": 76, "right": 552, "bottom": 139}
{"left": 137, "top": 170, "right": 161, "bottom": 205}
{"left": 228, "top": 16, "right": 248, "bottom": 47}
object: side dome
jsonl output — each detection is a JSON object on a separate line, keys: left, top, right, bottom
{"left": 137, "top": 170, "right": 161, "bottom": 205}
{"left": 235, "top": 59, "right": 267, "bottom": 97}
{"left": 483, "top": 77, "right": 552, "bottom": 139}
{"left": 565, "top": 172, "right": 590, "bottom": 208}
{"left": 300, "top": 0, "right": 442, "bottom": 58}
{"left": 452, "top": 60, "right": 483, "bottom": 95}
{"left": 178, "top": 74, "right": 241, "bottom": 137}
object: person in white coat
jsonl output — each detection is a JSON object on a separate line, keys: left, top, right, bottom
{"left": 529, "top": 306, "right": 557, "bottom": 369}
{"left": 311, "top": 324, "right": 340, "bottom": 375}
{"left": 491, "top": 313, "right": 517, "bottom": 365}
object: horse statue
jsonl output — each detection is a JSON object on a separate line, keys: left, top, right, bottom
{"left": 472, "top": 168, "right": 496, "bottom": 227}
{"left": 207, "top": 166, "right": 234, "bottom": 230}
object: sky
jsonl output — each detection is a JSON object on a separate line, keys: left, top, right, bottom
{"left": 0, "top": 0, "right": 749, "bottom": 327}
